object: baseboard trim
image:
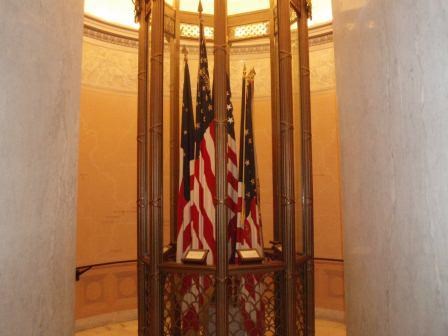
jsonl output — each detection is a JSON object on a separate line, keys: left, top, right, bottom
{"left": 315, "top": 308, "right": 345, "bottom": 323}
{"left": 75, "top": 309, "right": 138, "bottom": 331}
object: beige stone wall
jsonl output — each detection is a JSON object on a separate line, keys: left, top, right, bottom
{"left": 75, "top": 35, "right": 344, "bottom": 321}
{"left": 76, "top": 39, "right": 138, "bottom": 321}
{"left": 76, "top": 86, "right": 138, "bottom": 320}
{"left": 77, "top": 87, "right": 137, "bottom": 266}
{"left": 309, "top": 43, "right": 345, "bottom": 316}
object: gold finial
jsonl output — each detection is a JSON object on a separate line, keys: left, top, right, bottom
{"left": 198, "top": 0, "right": 204, "bottom": 25}
{"left": 247, "top": 68, "right": 256, "bottom": 82}
{"left": 306, "top": 0, "right": 312, "bottom": 19}
{"left": 133, "top": 0, "right": 141, "bottom": 23}
{"left": 182, "top": 46, "right": 189, "bottom": 62}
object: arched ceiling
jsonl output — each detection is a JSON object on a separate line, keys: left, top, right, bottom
{"left": 84, "top": 0, "right": 332, "bottom": 30}
{"left": 84, "top": 0, "right": 139, "bottom": 29}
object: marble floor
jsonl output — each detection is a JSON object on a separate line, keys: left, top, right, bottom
{"left": 315, "top": 319, "right": 346, "bottom": 336}
{"left": 75, "top": 319, "right": 346, "bottom": 336}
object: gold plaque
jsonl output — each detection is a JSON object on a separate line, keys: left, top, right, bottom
{"left": 237, "top": 248, "right": 263, "bottom": 263}
{"left": 182, "top": 249, "right": 209, "bottom": 264}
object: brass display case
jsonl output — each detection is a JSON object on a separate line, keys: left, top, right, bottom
{"left": 134, "top": 0, "right": 314, "bottom": 334}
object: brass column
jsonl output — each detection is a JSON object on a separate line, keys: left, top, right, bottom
{"left": 136, "top": 1, "right": 150, "bottom": 335}
{"left": 269, "top": 2, "right": 283, "bottom": 333}
{"left": 170, "top": 0, "right": 181, "bottom": 244}
{"left": 269, "top": 0, "right": 282, "bottom": 240}
{"left": 298, "top": 0, "right": 315, "bottom": 334}
{"left": 148, "top": 0, "right": 164, "bottom": 334}
{"left": 214, "top": 0, "right": 229, "bottom": 335}
{"left": 277, "top": 0, "right": 296, "bottom": 334}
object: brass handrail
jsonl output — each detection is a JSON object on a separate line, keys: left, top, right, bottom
{"left": 75, "top": 259, "right": 136, "bottom": 281}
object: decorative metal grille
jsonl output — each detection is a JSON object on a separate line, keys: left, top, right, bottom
{"left": 143, "top": 265, "right": 152, "bottom": 334}
{"left": 295, "top": 264, "right": 306, "bottom": 336}
{"left": 228, "top": 272, "right": 283, "bottom": 336}
{"left": 162, "top": 272, "right": 217, "bottom": 336}
{"left": 161, "top": 270, "right": 288, "bottom": 335}
{"left": 229, "top": 22, "right": 270, "bottom": 40}
{"left": 179, "top": 22, "right": 270, "bottom": 41}
{"left": 180, "top": 23, "right": 214, "bottom": 39}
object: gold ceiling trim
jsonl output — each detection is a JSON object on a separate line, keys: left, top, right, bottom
{"left": 83, "top": 14, "right": 332, "bottom": 49}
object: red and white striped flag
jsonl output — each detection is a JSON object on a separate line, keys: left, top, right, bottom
{"left": 175, "top": 7, "right": 215, "bottom": 332}
{"left": 236, "top": 70, "right": 263, "bottom": 255}
{"left": 226, "top": 74, "right": 239, "bottom": 263}
{"left": 236, "top": 69, "right": 264, "bottom": 260}
{"left": 190, "top": 13, "right": 216, "bottom": 265}
{"left": 236, "top": 69, "right": 265, "bottom": 335}
{"left": 175, "top": 53, "right": 202, "bottom": 334}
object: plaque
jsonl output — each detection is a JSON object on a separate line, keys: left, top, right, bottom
{"left": 237, "top": 248, "right": 263, "bottom": 263}
{"left": 182, "top": 249, "right": 209, "bottom": 264}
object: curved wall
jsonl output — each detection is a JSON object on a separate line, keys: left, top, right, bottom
{"left": 75, "top": 38, "right": 138, "bottom": 326}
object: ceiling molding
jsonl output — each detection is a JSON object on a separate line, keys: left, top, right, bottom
{"left": 84, "top": 15, "right": 138, "bottom": 40}
{"left": 83, "top": 15, "right": 333, "bottom": 49}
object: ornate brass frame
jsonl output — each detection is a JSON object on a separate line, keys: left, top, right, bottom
{"left": 135, "top": 0, "right": 314, "bottom": 334}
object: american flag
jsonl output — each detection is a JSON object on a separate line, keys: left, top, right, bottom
{"left": 176, "top": 54, "right": 202, "bottom": 334}
{"left": 188, "top": 10, "right": 215, "bottom": 333}
{"left": 176, "top": 56, "right": 195, "bottom": 263}
{"left": 190, "top": 15, "right": 216, "bottom": 265}
{"left": 236, "top": 69, "right": 263, "bottom": 258}
{"left": 226, "top": 74, "right": 239, "bottom": 263}
{"left": 236, "top": 69, "right": 265, "bottom": 335}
